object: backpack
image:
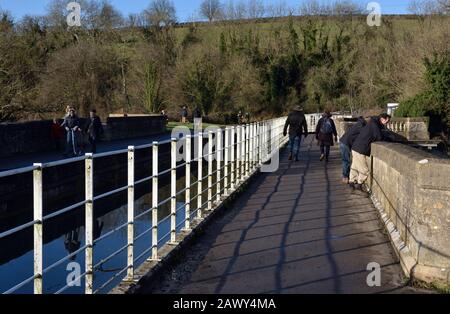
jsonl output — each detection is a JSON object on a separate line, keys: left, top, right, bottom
{"left": 320, "top": 118, "right": 333, "bottom": 134}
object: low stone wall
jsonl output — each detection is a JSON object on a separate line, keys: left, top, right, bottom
{"left": 0, "top": 116, "right": 167, "bottom": 158}
{"left": 105, "top": 116, "right": 166, "bottom": 141}
{"left": 369, "top": 142, "right": 450, "bottom": 284}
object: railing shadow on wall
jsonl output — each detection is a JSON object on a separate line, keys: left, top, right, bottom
{"left": 0, "top": 117, "right": 288, "bottom": 294}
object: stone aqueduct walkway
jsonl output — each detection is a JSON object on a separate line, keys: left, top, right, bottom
{"left": 141, "top": 137, "right": 427, "bottom": 294}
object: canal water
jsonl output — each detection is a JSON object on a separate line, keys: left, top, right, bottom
{"left": 0, "top": 162, "right": 223, "bottom": 294}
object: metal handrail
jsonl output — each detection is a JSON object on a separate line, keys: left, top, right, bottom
{"left": 1, "top": 117, "right": 288, "bottom": 294}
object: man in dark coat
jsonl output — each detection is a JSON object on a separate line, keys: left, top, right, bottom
{"left": 283, "top": 106, "right": 308, "bottom": 161}
{"left": 86, "top": 109, "right": 104, "bottom": 154}
{"left": 181, "top": 106, "right": 188, "bottom": 123}
{"left": 350, "top": 113, "right": 391, "bottom": 194}
{"left": 315, "top": 111, "right": 338, "bottom": 162}
{"left": 193, "top": 107, "right": 202, "bottom": 120}
{"left": 61, "top": 107, "right": 80, "bottom": 157}
{"left": 339, "top": 116, "right": 367, "bottom": 184}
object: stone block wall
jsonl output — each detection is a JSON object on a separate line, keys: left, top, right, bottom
{"left": 370, "top": 142, "right": 450, "bottom": 284}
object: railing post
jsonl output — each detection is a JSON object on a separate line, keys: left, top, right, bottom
{"left": 33, "top": 163, "right": 43, "bottom": 294}
{"left": 216, "top": 128, "right": 222, "bottom": 203}
{"left": 127, "top": 147, "right": 135, "bottom": 281}
{"left": 197, "top": 132, "right": 203, "bottom": 220}
{"left": 151, "top": 142, "right": 159, "bottom": 260}
{"left": 242, "top": 125, "right": 246, "bottom": 180}
{"left": 253, "top": 123, "right": 256, "bottom": 170}
{"left": 184, "top": 135, "right": 192, "bottom": 231}
{"left": 231, "top": 126, "right": 236, "bottom": 191}
{"left": 258, "top": 122, "right": 262, "bottom": 166}
{"left": 85, "top": 154, "right": 94, "bottom": 294}
{"left": 207, "top": 131, "right": 213, "bottom": 211}
{"left": 245, "top": 124, "right": 250, "bottom": 177}
{"left": 236, "top": 126, "right": 241, "bottom": 184}
{"left": 170, "top": 138, "right": 177, "bottom": 244}
{"left": 252, "top": 123, "right": 256, "bottom": 170}
{"left": 224, "top": 127, "right": 229, "bottom": 196}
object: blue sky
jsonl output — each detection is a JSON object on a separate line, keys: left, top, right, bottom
{"left": 0, "top": 0, "right": 411, "bottom": 22}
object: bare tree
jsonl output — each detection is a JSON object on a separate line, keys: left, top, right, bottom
{"left": 267, "top": 0, "right": 294, "bottom": 18}
{"left": 409, "top": 0, "right": 450, "bottom": 14}
{"left": 247, "top": 0, "right": 266, "bottom": 19}
{"left": 224, "top": 0, "right": 247, "bottom": 20}
{"left": 200, "top": 0, "right": 224, "bottom": 22}
{"left": 299, "top": 0, "right": 323, "bottom": 16}
{"left": 145, "top": 0, "right": 177, "bottom": 27}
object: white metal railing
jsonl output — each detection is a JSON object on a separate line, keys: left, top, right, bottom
{"left": 0, "top": 117, "right": 288, "bottom": 294}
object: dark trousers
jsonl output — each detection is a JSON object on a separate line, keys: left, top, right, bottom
{"left": 288, "top": 135, "right": 302, "bottom": 160}
{"left": 65, "top": 130, "right": 78, "bottom": 156}
{"left": 320, "top": 145, "right": 330, "bottom": 159}
{"left": 89, "top": 136, "right": 97, "bottom": 154}
{"left": 340, "top": 143, "right": 351, "bottom": 179}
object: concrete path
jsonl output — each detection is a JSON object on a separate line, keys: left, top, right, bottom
{"left": 142, "top": 137, "right": 427, "bottom": 294}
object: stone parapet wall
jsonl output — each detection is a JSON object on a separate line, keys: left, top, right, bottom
{"left": 370, "top": 142, "right": 450, "bottom": 284}
{"left": 0, "top": 116, "right": 166, "bottom": 158}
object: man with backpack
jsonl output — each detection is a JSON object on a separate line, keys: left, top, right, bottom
{"left": 283, "top": 106, "right": 308, "bottom": 162}
{"left": 315, "top": 111, "right": 338, "bottom": 162}
{"left": 350, "top": 113, "right": 392, "bottom": 195}
{"left": 339, "top": 116, "right": 368, "bottom": 184}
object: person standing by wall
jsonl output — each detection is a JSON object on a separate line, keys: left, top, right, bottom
{"left": 86, "top": 109, "right": 104, "bottom": 154}
{"left": 51, "top": 118, "right": 64, "bottom": 151}
{"left": 61, "top": 107, "right": 80, "bottom": 157}
{"left": 339, "top": 117, "right": 367, "bottom": 184}
{"left": 283, "top": 106, "right": 308, "bottom": 162}
{"left": 315, "top": 111, "right": 338, "bottom": 162}
{"left": 161, "top": 109, "right": 169, "bottom": 126}
{"left": 181, "top": 106, "right": 188, "bottom": 124}
{"left": 193, "top": 106, "right": 202, "bottom": 120}
{"left": 350, "top": 113, "right": 392, "bottom": 195}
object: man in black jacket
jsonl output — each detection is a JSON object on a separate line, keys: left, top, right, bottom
{"left": 283, "top": 106, "right": 308, "bottom": 161}
{"left": 339, "top": 116, "right": 367, "bottom": 184}
{"left": 350, "top": 113, "right": 391, "bottom": 194}
{"left": 86, "top": 109, "right": 104, "bottom": 154}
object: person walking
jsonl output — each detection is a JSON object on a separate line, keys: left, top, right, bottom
{"left": 283, "top": 106, "right": 308, "bottom": 162}
{"left": 86, "top": 109, "right": 104, "bottom": 154}
{"left": 339, "top": 116, "right": 367, "bottom": 184}
{"left": 315, "top": 111, "right": 337, "bottom": 162}
{"left": 61, "top": 107, "right": 80, "bottom": 157}
{"left": 350, "top": 113, "right": 391, "bottom": 195}
{"left": 181, "top": 106, "right": 188, "bottom": 124}
{"left": 193, "top": 106, "right": 202, "bottom": 120}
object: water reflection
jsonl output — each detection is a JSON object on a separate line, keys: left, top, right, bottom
{"left": 0, "top": 163, "right": 220, "bottom": 294}
{"left": 64, "top": 229, "right": 81, "bottom": 261}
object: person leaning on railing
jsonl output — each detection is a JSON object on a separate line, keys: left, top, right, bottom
{"left": 349, "top": 113, "right": 392, "bottom": 196}
{"left": 339, "top": 116, "right": 368, "bottom": 185}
